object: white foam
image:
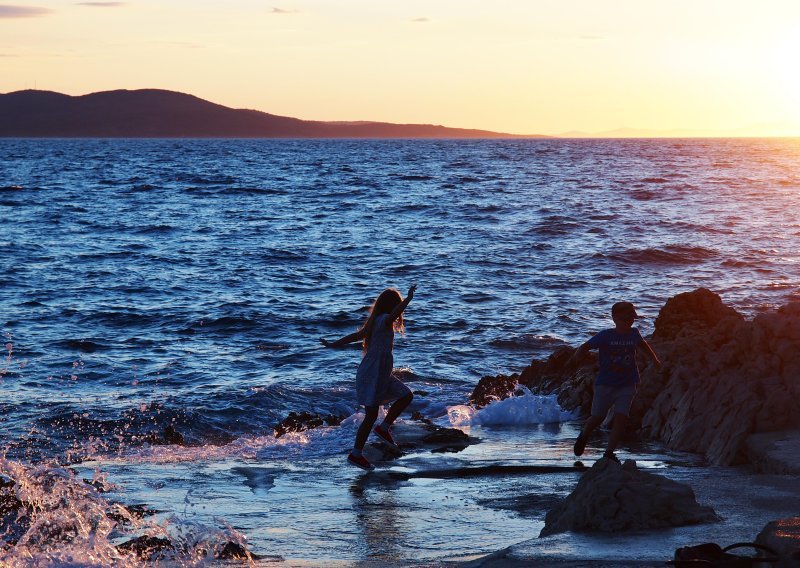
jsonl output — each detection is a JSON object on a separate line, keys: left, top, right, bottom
{"left": 0, "top": 458, "right": 254, "bottom": 566}
{"left": 447, "top": 389, "right": 578, "bottom": 427}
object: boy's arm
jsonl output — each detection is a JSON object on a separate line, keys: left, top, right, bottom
{"left": 320, "top": 328, "right": 366, "bottom": 348}
{"left": 638, "top": 339, "right": 661, "bottom": 367}
{"left": 566, "top": 341, "right": 592, "bottom": 367}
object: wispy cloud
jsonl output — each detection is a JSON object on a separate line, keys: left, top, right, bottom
{"left": 411, "top": 17, "right": 430, "bottom": 23}
{"left": 578, "top": 35, "right": 603, "bottom": 40}
{"left": 0, "top": 5, "right": 53, "bottom": 18}
{"left": 271, "top": 7, "right": 298, "bottom": 14}
{"left": 76, "top": 2, "right": 126, "bottom": 6}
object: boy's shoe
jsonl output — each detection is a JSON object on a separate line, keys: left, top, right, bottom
{"left": 602, "top": 450, "right": 620, "bottom": 464}
{"left": 573, "top": 433, "right": 587, "bottom": 457}
{"left": 373, "top": 424, "right": 398, "bottom": 448}
{"left": 347, "top": 453, "right": 375, "bottom": 471}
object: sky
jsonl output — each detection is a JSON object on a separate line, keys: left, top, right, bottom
{"left": 2, "top": 0, "right": 800, "bottom": 136}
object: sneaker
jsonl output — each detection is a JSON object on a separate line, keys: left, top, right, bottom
{"left": 602, "top": 450, "right": 620, "bottom": 464}
{"left": 573, "top": 433, "right": 587, "bottom": 457}
{"left": 373, "top": 424, "right": 398, "bottom": 448}
{"left": 347, "top": 453, "right": 375, "bottom": 471}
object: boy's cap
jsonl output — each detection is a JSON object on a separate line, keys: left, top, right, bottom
{"left": 612, "top": 301, "right": 638, "bottom": 318}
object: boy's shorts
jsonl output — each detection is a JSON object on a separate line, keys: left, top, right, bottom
{"left": 591, "top": 385, "right": 636, "bottom": 418}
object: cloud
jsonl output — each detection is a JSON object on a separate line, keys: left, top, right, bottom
{"left": 0, "top": 5, "right": 53, "bottom": 18}
{"left": 76, "top": 1, "right": 125, "bottom": 5}
{"left": 411, "top": 17, "right": 430, "bottom": 23}
{"left": 271, "top": 7, "right": 297, "bottom": 14}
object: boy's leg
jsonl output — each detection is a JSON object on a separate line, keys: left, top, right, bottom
{"left": 604, "top": 386, "right": 636, "bottom": 456}
{"left": 606, "top": 413, "right": 627, "bottom": 453}
{"left": 580, "top": 414, "right": 605, "bottom": 438}
{"left": 354, "top": 406, "right": 380, "bottom": 451}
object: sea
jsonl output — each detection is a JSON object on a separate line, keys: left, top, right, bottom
{"left": 1, "top": 138, "right": 799, "bottom": 565}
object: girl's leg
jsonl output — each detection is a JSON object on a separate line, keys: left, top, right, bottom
{"left": 354, "top": 406, "right": 380, "bottom": 451}
{"left": 383, "top": 392, "right": 413, "bottom": 426}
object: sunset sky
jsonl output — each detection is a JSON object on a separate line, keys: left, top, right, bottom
{"left": 2, "top": 0, "right": 800, "bottom": 136}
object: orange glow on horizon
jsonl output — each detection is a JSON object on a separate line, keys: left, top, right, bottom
{"left": 2, "top": 1, "right": 800, "bottom": 137}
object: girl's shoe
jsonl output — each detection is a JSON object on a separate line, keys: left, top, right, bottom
{"left": 373, "top": 424, "right": 398, "bottom": 448}
{"left": 602, "top": 450, "right": 620, "bottom": 464}
{"left": 347, "top": 453, "right": 375, "bottom": 471}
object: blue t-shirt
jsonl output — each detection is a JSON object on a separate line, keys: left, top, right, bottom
{"left": 586, "top": 327, "right": 644, "bottom": 387}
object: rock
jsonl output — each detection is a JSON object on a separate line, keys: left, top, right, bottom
{"left": 510, "top": 288, "right": 800, "bottom": 467}
{"left": 539, "top": 458, "right": 719, "bottom": 537}
{"left": 362, "top": 421, "right": 478, "bottom": 463}
{"left": 215, "top": 540, "right": 258, "bottom": 559}
{"left": 145, "top": 425, "right": 186, "bottom": 446}
{"left": 469, "top": 373, "right": 519, "bottom": 408}
{"left": 756, "top": 518, "right": 800, "bottom": 567}
{"left": 274, "top": 411, "right": 346, "bottom": 438}
{"left": 117, "top": 535, "right": 174, "bottom": 558}
{"left": 746, "top": 430, "right": 800, "bottom": 475}
{"left": 651, "top": 287, "right": 743, "bottom": 341}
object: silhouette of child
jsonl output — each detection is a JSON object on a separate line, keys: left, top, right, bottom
{"left": 321, "top": 285, "right": 416, "bottom": 470}
{"left": 570, "top": 301, "right": 661, "bottom": 463}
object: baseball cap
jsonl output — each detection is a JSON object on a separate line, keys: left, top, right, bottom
{"left": 611, "top": 301, "right": 638, "bottom": 318}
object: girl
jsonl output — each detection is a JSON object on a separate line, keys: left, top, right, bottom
{"left": 321, "top": 285, "right": 416, "bottom": 470}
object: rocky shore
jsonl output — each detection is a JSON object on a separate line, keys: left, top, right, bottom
{"left": 468, "top": 288, "right": 800, "bottom": 566}
{"left": 474, "top": 287, "right": 800, "bottom": 470}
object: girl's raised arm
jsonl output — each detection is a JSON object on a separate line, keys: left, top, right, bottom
{"left": 386, "top": 284, "right": 416, "bottom": 324}
{"left": 320, "top": 327, "right": 367, "bottom": 348}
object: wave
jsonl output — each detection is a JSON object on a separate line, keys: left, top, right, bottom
{"left": 0, "top": 458, "right": 254, "bottom": 566}
{"left": 489, "top": 334, "right": 566, "bottom": 351}
{"left": 598, "top": 245, "right": 717, "bottom": 265}
{"left": 447, "top": 390, "right": 578, "bottom": 427}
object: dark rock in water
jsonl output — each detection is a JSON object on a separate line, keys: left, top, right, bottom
{"left": 363, "top": 421, "right": 479, "bottom": 463}
{"left": 274, "top": 411, "right": 346, "bottom": 438}
{"left": 410, "top": 411, "right": 433, "bottom": 424}
{"left": 163, "top": 424, "right": 184, "bottom": 445}
{"left": 117, "top": 535, "right": 174, "bottom": 558}
{"left": 215, "top": 540, "right": 258, "bottom": 559}
{"left": 422, "top": 427, "right": 469, "bottom": 444}
{"left": 145, "top": 425, "right": 186, "bottom": 446}
{"left": 107, "top": 503, "right": 159, "bottom": 525}
{"left": 469, "top": 373, "right": 519, "bottom": 408}
{"left": 539, "top": 458, "right": 719, "bottom": 537}
{"left": 756, "top": 517, "right": 800, "bottom": 567}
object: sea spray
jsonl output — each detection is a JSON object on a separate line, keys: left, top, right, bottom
{"left": 0, "top": 459, "right": 254, "bottom": 566}
{"left": 448, "top": 389, "right": 578, "bottom": 427}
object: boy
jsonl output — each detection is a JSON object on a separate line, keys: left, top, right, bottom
{"left": 571, "top": 301, "right": 661, "bottom": 463}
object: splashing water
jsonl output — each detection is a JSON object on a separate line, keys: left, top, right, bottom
{"left": 0, "top": 459, "right": 254, "bottom": 567}
{"left": 447, "top": 390, "right": 579, "bottom": 427}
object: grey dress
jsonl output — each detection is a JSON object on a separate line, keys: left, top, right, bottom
{"left": 355, "top": 314, "right": 411, "bottom": 407}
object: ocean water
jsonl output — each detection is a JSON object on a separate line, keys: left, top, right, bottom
{"left": 1, "top": 138, "right": 800, "bottom": 564}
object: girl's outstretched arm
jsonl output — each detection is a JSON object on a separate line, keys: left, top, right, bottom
{"left": 387, "top": 284, "right": 416, "bottom": 324}
{"left": 320, "top": 328, "right": 366, "bottom": 348}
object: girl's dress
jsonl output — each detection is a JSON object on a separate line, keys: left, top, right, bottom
{"left": 355, "top": 314, "right": 412, "bottom": 406}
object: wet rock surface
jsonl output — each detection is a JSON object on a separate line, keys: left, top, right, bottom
{"left": 540, "top": 458, "right": 719, "bottom": 537}
{"left": 756, "top": 517, "right": 800, "bottom": 568}
{"left": 273, "top": 410, "right": 347, "bottom": 438}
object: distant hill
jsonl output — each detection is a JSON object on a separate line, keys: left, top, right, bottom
{"left": 0, "top": 89, "right": 545, "bottom": 138}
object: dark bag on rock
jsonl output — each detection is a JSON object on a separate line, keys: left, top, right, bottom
{"left": 669, "top": 542, "right": 779, "bottom": 567}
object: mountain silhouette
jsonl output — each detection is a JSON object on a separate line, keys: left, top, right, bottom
{"left": 0, "top": 89, "right": 543, "bottom": 138}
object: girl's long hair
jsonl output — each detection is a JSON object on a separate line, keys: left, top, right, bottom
{"left": 362, "top": 288, "right": 404, "bottom": 353}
